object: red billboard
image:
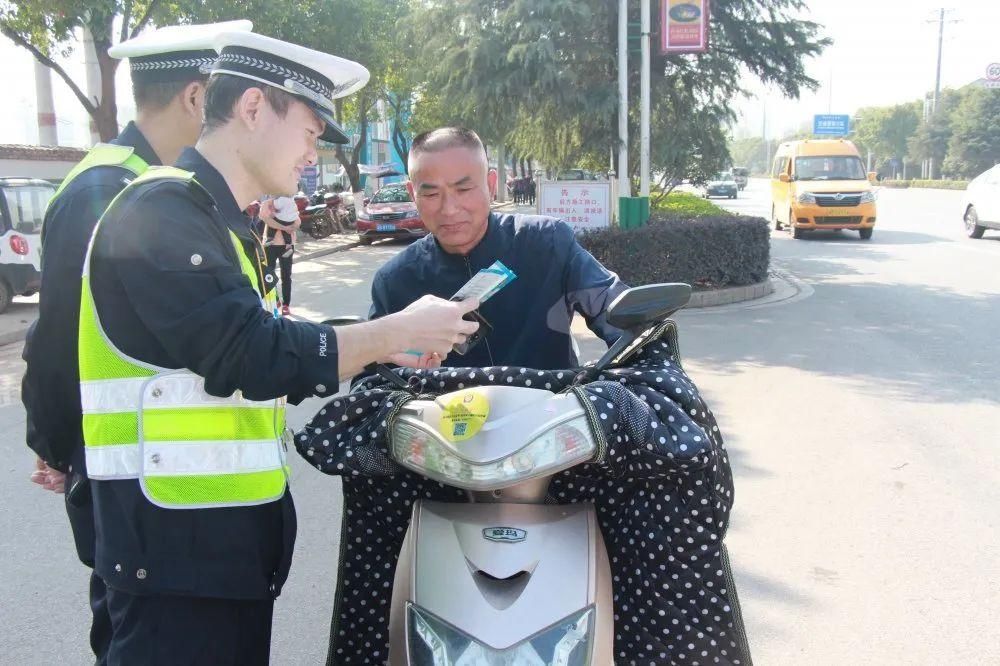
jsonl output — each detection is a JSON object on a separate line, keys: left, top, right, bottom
{"left": 661, "top": 0, "right": 710, "bottom": 54}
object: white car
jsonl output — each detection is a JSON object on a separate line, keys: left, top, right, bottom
{"left": 0, "top": 177, "right": 50, "bottom": 312}
{"left": 963, "top": 164, "right": 1000, "bottom": 239}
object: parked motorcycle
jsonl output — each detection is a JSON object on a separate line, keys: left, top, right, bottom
{"left": 293, "top": 192, "right": 336, "bottom": 240}
{"left": 316, "top": 188, "right": 356, "bottom": 231}
{"left": 329, "top": 283, "right": 694, "bottom": 664}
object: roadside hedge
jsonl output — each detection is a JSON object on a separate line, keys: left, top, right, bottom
{"left": 651, "top": 191, "right": 733, "bottom": 217}
{"left": 579, "top": 214, "right": 770, "bottom": 290}
{"left": 880, "top": 179, "right": 968, "bottom": 190}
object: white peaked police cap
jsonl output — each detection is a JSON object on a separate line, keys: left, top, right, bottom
{"left": 108, "top": 20, "right": 253, "bottom": 84}
{"left": 210, "top": 31, "right": 370, "bottom": 144}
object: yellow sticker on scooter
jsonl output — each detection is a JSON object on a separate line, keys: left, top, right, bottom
{"left": 439, "top": 390, "right": 490, "bottom": 442}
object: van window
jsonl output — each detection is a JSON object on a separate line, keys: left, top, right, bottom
{"left": 2, "top": 185, "right": 53, "bottom": 234}
{"left": 772, "top": 157, "right": 789, "bottom": 178}
{"left": 794, "top": 156, "right": 865, "bottom": 181}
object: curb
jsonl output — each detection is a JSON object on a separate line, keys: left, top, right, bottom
{"left": 296, "top": 239, "right": 364, "bottom": 262}
{"left": 687, "top": 279, "right": 774, "bottom": 308}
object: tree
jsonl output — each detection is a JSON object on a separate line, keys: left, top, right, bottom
{"left": 942, "top": 88, "right": 1000, "bottom": 179}
{"left": 408, "top": 0, "right": 829, "bottom": 191}
{"left": 852, "top": 102, "right": 920, "bottom": 173}
{"left": 190, "top": 0, "right": 412, "bottom": 193}
{"left": 1, "top": 0, "right": 170, "bottom": 141}
{"left": 907, "top": 89, "right": 963, "bottom": 179}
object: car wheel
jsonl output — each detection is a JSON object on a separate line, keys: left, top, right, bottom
{"left": 0, "top": 279, "right": 12, "bottom": 314}
{"left": 358, "top": 236, "right": 373, "bottom": 245}
{"left": 964, "top": 206, "right": 986, "bottom": 239}
{"left": 772, "top": 205, "right": 782, "bottom": 231}
{"left": 859, "top": 228, "right": 873, "bottom": 240}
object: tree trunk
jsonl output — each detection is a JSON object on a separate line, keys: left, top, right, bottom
{"left": 391, "top": 116, "right": 410, "bottom": 174}
{"left": 495, "top": 145, "right": 506, "bottom": 203}
{"left": 333, "top": 92, "right": 373, "bottom": 194}
{"left": 93, "top": 34, "right": 120, "bottom": 142}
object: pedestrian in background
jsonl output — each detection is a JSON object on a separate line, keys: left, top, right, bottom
{"left": 260, "top": 195, "right": 299, "bottom": 316}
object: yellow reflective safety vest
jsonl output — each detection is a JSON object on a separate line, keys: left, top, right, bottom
{"left": 50, "top": 142, "right": 149, "bottom": 206}
{"left": 78, "top": 165, "right": 287, "bottom": 509}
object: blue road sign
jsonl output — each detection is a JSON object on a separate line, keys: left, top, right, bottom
{"left": 813, "top": 114, "right": 851, "bottom": 136}
{"left": 302, "top": 165, "right": 319, "bottom": 192}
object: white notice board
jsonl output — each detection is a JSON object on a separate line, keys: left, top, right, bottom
{"left": 537, "top": 180, "right": 612, "bottom": 231}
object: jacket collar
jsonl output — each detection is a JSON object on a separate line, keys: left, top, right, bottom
{"left": 428, "top": 213, "right": 511, "bottom": 267}
{"left": 174, "top": 147, "right": 254, "bottom": 239}
{"left": 112, "top": 121, "right": 162, "bottom": 167}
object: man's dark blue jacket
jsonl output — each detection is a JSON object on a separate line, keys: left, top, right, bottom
{"left": 370, "top": 213, "right": 626, "bottom": 369}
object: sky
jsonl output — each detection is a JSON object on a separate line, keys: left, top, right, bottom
{"left": 733, "top": 0, "right": 1000, "bottom": 139}
{"left": 2, "top": 0, "right": 999, "bottom": 147}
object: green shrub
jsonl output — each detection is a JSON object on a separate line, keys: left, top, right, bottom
{"left": 580, "top": 214, "right": 770, "bottom": 290}
{"left": 881, "top": 179, "right": 968, "bottom": 190}
{"left": 651, "top": 191, "right": 734, "bottom": 217}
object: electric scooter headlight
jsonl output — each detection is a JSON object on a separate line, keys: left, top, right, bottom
{"left": 391, "top": 415, "right": 596, "bottom": 491}
{"left": 408, "top": 603, "right": 595, "bottom": 666}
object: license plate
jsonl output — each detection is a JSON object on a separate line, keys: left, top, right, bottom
{"left": 376, "top": 223, "right": 396, "bottom": 232}
{"left": 825, "top": 208, "right": 852, "bottom": 216}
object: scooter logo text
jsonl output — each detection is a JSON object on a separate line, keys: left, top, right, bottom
{"left": 483, "top": 527, "right": 527, "bottom": 543}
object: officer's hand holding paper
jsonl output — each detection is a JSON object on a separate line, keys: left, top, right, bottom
{"left": 387, "top": 295, "right": 482, "bottom": 368}
{"left": 403, "top": 260, "right": 516, "bottom": 358}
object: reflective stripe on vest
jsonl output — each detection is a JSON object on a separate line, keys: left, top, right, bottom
{"left": 79, "top": 165, "right": 287, "bottom": 509}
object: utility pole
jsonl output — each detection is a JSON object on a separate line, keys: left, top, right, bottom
{"left": 828, "top": 69, "right": 833, "bottom": 114}
{"left": 932, "top": 8, "right": 945, "bottom": 115}
{"left": 926, "top": 8, "right": 959, "bottom": 180}
{"left": 34, "top": 61, "right": 57, "bottom": 146}
{"left": 762, "top": 104, "right": 769, "bottom": 175}
{"left": 618, "top": 0, "right": 630, "bottom": 198}
{"left": 639, "top": 0, "right": 650, "bottom": 196}
{"left": 81, "top": 25, "right": 103, "bottom": 145}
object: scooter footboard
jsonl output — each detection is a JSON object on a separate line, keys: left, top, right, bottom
{"left": 389, "top": 500, "right": 613, "bottom": 665}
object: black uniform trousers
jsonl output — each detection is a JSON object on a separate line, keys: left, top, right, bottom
{"left": 63, "top": 446, "right": 113, "bottom": 664}
{"left": 105, "top": 588, "right": 274, "bottom": 665}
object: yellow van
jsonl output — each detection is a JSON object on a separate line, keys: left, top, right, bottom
{"left": 770, "top": 139, "right": 877, "bottom": 240}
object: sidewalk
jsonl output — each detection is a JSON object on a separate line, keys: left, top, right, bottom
{"left": 294, "top": 232, "right": 363, "bottom": 260}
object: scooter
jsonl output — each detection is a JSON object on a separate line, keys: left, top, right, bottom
{"left": 341, "top": 283, "right": 692, "bottom": 665}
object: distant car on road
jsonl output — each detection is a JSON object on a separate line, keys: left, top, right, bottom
{"left": 0, "top": 177, "right": 50, "bottom": 312}
{"left": 356, "top": 183, "right": 427, "bottom": 245}
{"left": 962, "top": 164, "right": 1000, "bottom": 239}
{"left": 732, "top": 167, "right": 749, "bottom": 190}
{"left": 703, "top": 172, "right": 738, "bottom": 199}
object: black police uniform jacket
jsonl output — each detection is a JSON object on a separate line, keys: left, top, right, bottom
{"left": 86, "top": 148, "right": 340, "bottom": 600}
{"left": 21, "top": 122, "right": 159, "bottom": 565}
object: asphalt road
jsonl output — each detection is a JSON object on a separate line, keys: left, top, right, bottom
{"left": 1, "top": 182, "right": 997, "bottom": 664}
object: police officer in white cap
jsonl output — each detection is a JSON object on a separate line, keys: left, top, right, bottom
{"left": 79, "top": 32, "right": 479, "bottom": 663}
{"left": 20, "top": 20, "right": 251, "bottom": 664}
